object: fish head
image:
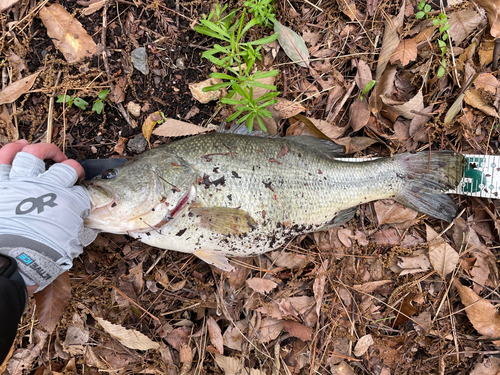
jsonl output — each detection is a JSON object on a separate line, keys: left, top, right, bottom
{"left": 84, "top": 152, "right": 198, "bottom": 233}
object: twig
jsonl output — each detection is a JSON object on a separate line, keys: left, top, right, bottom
{"left": 46, "top": 71, "right": 62, "bottom": 144}
{"left": 111, "top": 286, "right": 160, "bottom": 322}
{"left": 101, "top": 3, "right": 135, "bottom": 128}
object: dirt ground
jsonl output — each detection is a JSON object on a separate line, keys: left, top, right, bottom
{"left": 1, "top": 0, "right": 500, "bottom": 374}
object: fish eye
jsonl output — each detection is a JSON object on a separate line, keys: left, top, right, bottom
{"left": 102, "top": 169, "right": 118, "bottom": 180}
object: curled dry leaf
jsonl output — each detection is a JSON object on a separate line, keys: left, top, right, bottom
{"left": 152, "top": 118, "right": 211, "bottom": 138}
{"left": 390, "top": 39, "right": 418, "bottom": 66}
{"left": 81, "top": 0, "right": 106, "bottom": 16}
{"left": 39, "top": 4, "right": 97, "bottom": 63}
{"left": 274, "top": 98, "right": 306, "bottom": 119}
{"left": 207, "top": 316, "right": 224, "bottom": 355}
{"left": 142, "top": 111, "right": 162, "bottom": 144}
{"left": 189, "top": 78, "right": 222, "bottom": 104}
{"left": 428, "top": 237, "right": 459, "bottom": 279}
{"left": 0, "top": 70, "right": 42, "bottom": 106}
{"left": 454, "top": 278, "right": 500, "bottom": 345}
{"left": 6, "top": 330, "right": 48, "bottom": 375}
{"left": 382, "top": 89, "right": 424, "bottom": 120}
{"left": 374, "top": 200, "right": 418, "bottom": 225}
{"left": 95, "top": 317, "right": 160, "bottom": 350}
{"left": 475, "top": 0, "right": 500, "bottom": 37}
{"left": 274, "top": 20, "right": 310, "bottom": 67}
{"left": 353, "top": 334, "right": 374, "bottom": 357}
{"left": 0, "top": 0, "right": 20, "bottom": 11}
{"left": 34, "top": 271, "right": 72, "bottom": 333}
{"left": 470, "top": 356, "right": 500, "bottom": 375}
{"left": 292, "top": 114, "right": 347, "bottom": 140}
{"left": 246, "top": 277, "right": 278, "bottom": 294}
{"left": 464, "top": 89, "right": 500, "bottom": 118}
{"left": 447, "top": 9, "right": 484, "bottom": 46}
{"left": 313, "top": 259, "right": 328, "bottom": 318}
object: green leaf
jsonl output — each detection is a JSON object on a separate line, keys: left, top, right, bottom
{"left": 227, "top": 108, "right": 245, "bottom": 122}
{"left": 57, "top": 94, "right": 71, "bottom": 103}
{"left": 416, "top": 11, "right": 425, "bottom": 19}
{"left": 438, "top": 39, "right": 446, "bottom": 47}
{"left": 92, "top": 99, "right": 104, "bottom": 114}
{"left": 221, "top": 98, "right": 243, "bottom": 105}
{"left": 194, "top": 25, "right": 229, "bottom": 41}
{"left": 433, "top": 18, "right": 439, "bottom": 26}
{"left": 274, "top": 20, "right": 310, "bottom": 67}
{"left": 249, "top": 81, "right": 277, "bottom": 91}
{"left": 437, "top": 59, "right": 446, "bottom": 77}
{"left": 418, "top": 0, "right": 425, "bottom": 10}
{"left": 98, "top": 90, "right": 110, "bottom": 100}
{"left": 361, "top": 80, "right": 376, "bottom": 96}
{"left": 73, "top": 97, "right": 89, "bottom": 110}
{"left": 442, "top": 33, "right": 448, "bottom": 41}
{"left": 246, "top": 32, "right": 279, "bottom": 46}
{"left": 443, "top": 23, "right": 450, "bottom": 31}
{"left": 210, "top": 72, "right": 237, "bottom": 80}
{"left": 232, "top": 83, "right": 250, "bottom": 100}
{"left": 256, "top": 91, "right": 280, "bottom": 102}
{"left": 201, "top": 82, "right": 232, "bottom": 91}
{"left": 254, "top": 69, "right": 279, "bottom": 79}
{"left": 256, "top": 115, "right": 267, "bottom": 132}
{"left": 424, "top": 4, "right": 431, "bottom": 12}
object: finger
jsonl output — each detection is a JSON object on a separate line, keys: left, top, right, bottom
{"left": 21, "top": 143, "right": 68, "bottom": 163}
{"left": 39, "top": 163, "right": 79, "bottom": 188}
{"left": 61, "top": 159, "right": 85, "bottom": 180}
{"left": 0, "top": 164, "right": 11, "bottom": 181}
{"left": 0, "top": 140, "right": 30, "bottom": 165}
{"left": 9, "top": 152, "right": 46, "bottom": 179}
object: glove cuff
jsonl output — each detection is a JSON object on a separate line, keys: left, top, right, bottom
{"left": 0, "top": 234, "right": 65, "bottom": 292}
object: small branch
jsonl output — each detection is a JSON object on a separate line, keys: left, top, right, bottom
{"left": 46, "top": 71, "right": 62, "bottom": 144}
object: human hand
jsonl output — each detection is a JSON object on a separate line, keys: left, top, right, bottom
{"left": 0, "top": 140, "right": 97, "bottom": 293}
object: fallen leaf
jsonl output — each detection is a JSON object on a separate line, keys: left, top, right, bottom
{"left": 113, "top": 137, "right": 128, "bottom": 156}
{"left": 246, "top": 277, "right": 278, "bottom": 294}
{"left": 413, "top": 311, "right": 432, "bottom": 335}
{"left": 39, "top": 4, "right": 97, "bottom": 63}
{"left": 375, "top": 2, "right": 405, "bottom": 80}
{"left": 454, "top": 278, "right": 500, "bottom": 345}
{"left": 165, "top": 327, "right": 190, "bottom": 350}
{"left": 475, "top": 0, "right": 500, "bottom": 37}
{"left": 464, "top": 89, "right": 500, "bottom": 118}
{"left": 34, "top": 271, "right": 72, "bottom": 333}
{"left": 354, "top": 334, "right": 374, "bottom": 357}
{"left": 282, "top": 320, "right": 313, "bottom": 341}
{"left": 6, "top": 330, "right": 48, "bottom": 375}
{"left": 353, "top": 280, "right": 394, "bottom": 293}
{"left": 330, "top": 360, "right": 356, "bottom": 375}
{"left": 214, "top": 355, "right": 265, "bottom": 375}
{"left": 274, "top": 98, "right": 306, "bottom": 119}
{"left": 474, "top": 73, "right": 500, "bottom": 95}
{"left": 428, "top": 237, "right": 459, "bottom": 279}
{"left": 354, "top": 59, "right": 373, "bottom": 93}
{"left": 390, "top": 39, "right": 418, "bottom": 66}
{"left": 369, "top": 64, "right": 397, "bottom": 115}
{"left": 189, "top": 78, "right": 222, "bottom": 103}
{"left": 274, "top": 20, "right": 310, "bottom": 67}
{"left": 95, "top": 317, "right": 160, "bottom": 350}
{"left": 152, "top": 118, "right": 211, "bottom": 137}
{"left": 258, "top": 317, "right": 283, "bottom": 343}
{"left": 334, "top": 136, "right": 377, "bottom": 154}
{"left": 444, "top": 92, "right": 465, "bottom": 124}
{"left": 349, "top": 98, "right": 371, "bottom": 131}
{"left": 207, "top": 316, "right": 224, "bottom": 355}
{"left": 0, "top": 0, "right": 20, "bottom": 11}
{"left": 0, "top": 70, "right": 42, "bottom": 105}
{"left": 409, "top": 105, "right": 433, "bottom": 142}
{"left": 337, "top": 0, "right": 357, "bottom": 21}
{"left": 396, "top": 254, "right": 431, "bottom": 275}
{"left": 62, "top": 313, "right": 89, "bottom": 356}
{"left": 142, "top": 111, "right": 162, "bottom": 144}
{"left": 470, "top": 356, "right": 500, "bottom": 375}
{"left": 293, "top": 114, "right": 347, "bottom": 140}
{"left": 382, "top": 89, "right": 424, "bottom": 119}
{"left": 313, "top": 259, "right": 328, "bottom": 318}
{"left": 223, "top": 320, "right": 248, "bottom": 351}
{"left": 303, "top": 30, "right": 320, "bottom": 46}
{"left": 374, "top": 200, "right": 418, "bottom": 225}
{"left": 372, "top": 227, "right": 401, "bottom": 245}
{"left": 448, "top": 9, "right": 484, "bottom": 46}
{"left": 81, "top": 0, "right": 106, "bottom": 15}
{"left": 367, "top": 0, "right": 378, "bottom": 16}
{"left": 267, "top": 250, "right": 309, "bottom": 269}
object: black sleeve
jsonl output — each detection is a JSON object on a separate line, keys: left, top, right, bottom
{"left": 0, "top": 256, "right": 27, "bottom": 365}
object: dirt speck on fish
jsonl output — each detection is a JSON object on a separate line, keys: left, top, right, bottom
{"left": 84, "top": 133, "right": 466, "bottom": 271}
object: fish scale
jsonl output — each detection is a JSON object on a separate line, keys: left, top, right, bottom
{"left": 85, "top": 133, "right": 465, "bottom": 270}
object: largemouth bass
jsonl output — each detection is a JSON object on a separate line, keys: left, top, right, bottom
{"left": 84, "top": 133, "right": 465, "bottom": 270}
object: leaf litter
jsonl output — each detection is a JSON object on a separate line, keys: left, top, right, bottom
{"left": 2, "top": 0, "right": 500, "bottom": 373}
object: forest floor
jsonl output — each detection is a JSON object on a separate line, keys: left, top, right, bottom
{"left": 1, "top": 0, "right": 500, "bottom": 374}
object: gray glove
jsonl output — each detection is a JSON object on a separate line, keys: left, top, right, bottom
{"left": 0, "top": 152, "right": 97, "bottom": 292}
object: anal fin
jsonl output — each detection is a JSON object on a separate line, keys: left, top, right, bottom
{"left": 194, "top": 249, "right": 235, "bottom": 271}
{"left": 317, "top": 207, "right": 357, "bottom": 231}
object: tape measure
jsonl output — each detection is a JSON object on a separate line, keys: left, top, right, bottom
{"left": 336, "top": 154, "right": 500, "bottom": 199}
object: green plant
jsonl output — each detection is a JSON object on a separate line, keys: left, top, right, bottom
{"left": 194, "top": 3, "right": 279, "bottom": 132}
{"left": 416, "top": 0, "right": 450, "bottom": 77}
{"left": 244, "top": 0, "right": 275, "bottom": 28}
{"left": 360, "top": 80, "right": 376, "bottom": 101}
{"left": 57, "top": 90, "right": 110, "bottom": 114}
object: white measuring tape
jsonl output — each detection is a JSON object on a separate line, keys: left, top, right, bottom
{"left": 336, "top": 154, "right": 499, "bottom": 199}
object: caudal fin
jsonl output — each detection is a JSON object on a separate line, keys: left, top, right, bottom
{"left": 394, "top": 151, "right": 466, "bottom": 222}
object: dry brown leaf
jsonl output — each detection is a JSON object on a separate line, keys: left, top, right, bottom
{"left": 282, "top": 320, "right": 313, "bottom": 341}
{"left": 266, "top": 250, "right": 309, "bottom": 269}
{"left": 353, "top": 334, "right": 374, "bottom": 357}
{"left": 39, "top": 4, "right": 97, "bottom": 63}
{"left": 470, "top": 356, "right": 500, "bottom": 375}
{"left": 313, "top": 259, "right": 328, "bottom": 318}
{"left": 0, "top": 0, "right": 20, "bottom": 11}
{"left": 374, "top": 200, "right": 418, "bottom": 225}
{"left": 334, "top": 136, "right": 377, "bottom": 154}
{"left": 349, "top": 98, "right": 371, "bottom": 132}
{"left": 367, "top": 0, "right": 378, "bottom": 16}
{"left": 303, "top": 30, "right": 320, "bottom": 47}
{"left": 337, "top": 0, "right": 357, "bottom": 21}
{"left": 207, "top": 316, "right": 224, "bottom": 355}
{"left": 189, "top": 78, "right": 222, "bottom": 103}
{"left": 214, "top": 355, "right": 265, "bottom": 375}
{"left": 396, "top": 254, "right": 431, "bottom": 275}
{"left": 369, "top": 64, "right": 397, "bottom": 115}
{"left": 95, "top": 317, "right": 160, "bottom": 350}
{"left": 409, "top": 105, "right": 433, "bottom": 142}
{"left": 6, "top": 330, "right": 48, "bottom": 375}
{"left": 390, "top": 39, "right": 418, "bottom": 66}
{"left": 142, "top": 111, "right": 162, "bottom": 144}
{"left": 223, "top": 320, "right": 248, "bottom": 351}
{"left": 375, "top": 2, "right": 405, "bottom": 80}
{"left": 474, "top": 73, "right": 500, "bottom": 95}
{"left": 152, "top": 118, "right": 211, "bottom": 137}
{"left": 475, "top": 0, "right": 500, "bottom": 37}
{"left": 293, "top": 114, "right": 347, "bottom": 140}
{"left": 258, "top": 317, "right": 283, "bottom": 343}
{"left": 62, "top": 313, "right": 89, "bottom": 356}
{"left": 354, "top": 59, "right": 373, "bottom": 92}
{"left": 82, "top": 0, "right": 106, "bottom": 15}
{"left": 382, "top": 89, "right": 424, "bottom": 119}
{"left": 448, "top": 9, "right": 484, "bottom": 46}
{"left": 165, "top": 327, "right": 190, "bottom": 350}
{"left": 34, "top": 271, "right": 72, "bottom": 333}
{"left": 113, "top": 137, "right": 128, "bottom": 156}
{"left": 428, "top": 237, "right": 459, "bottom": 279}
{"left": 464, "top": 89, "right": 500, "bottom": 118}
{"left": 274, "top": 21, "right": 309, "bottom": 67}
{"left": 330, "top": 360, "right": 356, "bottom": 375}
{"left": 353, "top": 280, "right": 394, "bottom": 293}
{"left": 372, "top": 227, "right": 400, "bottom": 245}
{"left": 454, "top": 278, "right": 500, "bottom": 345}
{"left": 246, "top": 277, "right": 278, "bottom": 294}
{"left": 274, "top": 98, "right": 306, "bottom": 119}
{"left": 0, "top": 70, "right": 42, "bottom": 106}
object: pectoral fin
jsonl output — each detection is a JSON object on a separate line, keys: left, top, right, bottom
{"left": 190, "top": 207, "right": 257, "bottom": 235}
{"left": 194, "top": 249, "right": 235, "bottom": 271}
